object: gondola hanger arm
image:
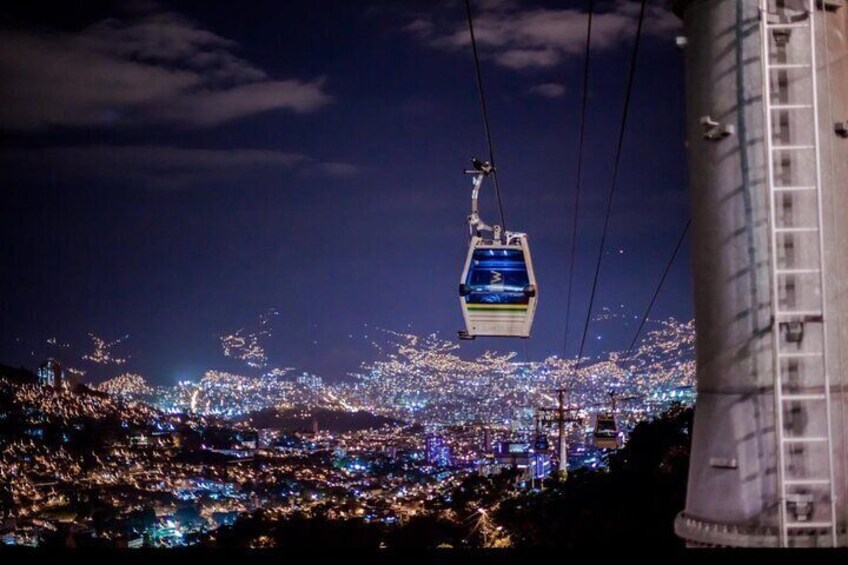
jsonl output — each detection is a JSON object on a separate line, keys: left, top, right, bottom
{"left": 464, "top": 158, "right": 498, "bottom": 239}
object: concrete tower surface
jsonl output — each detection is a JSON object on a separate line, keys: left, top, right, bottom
{"left": 672, "top": 0, "right": 848, "bottom": 547}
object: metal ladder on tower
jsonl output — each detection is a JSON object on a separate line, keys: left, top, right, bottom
{"left": 759, "top": 0, "right": 838, "bottom": 547}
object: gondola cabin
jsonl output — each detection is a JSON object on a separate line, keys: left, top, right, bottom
{"left": 459, "top": 234, "right": 538, "bottom": 339}
{"left": 593, "top": 414, "right": 620, "bottom": 450}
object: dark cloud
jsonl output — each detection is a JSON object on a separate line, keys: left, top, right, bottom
{"left": 529, "top": 82, "right": 566, "bottom": 98}
{"left": 1, "top": 145, "right": 358, "bottom": 190}
{"left": 0, "top": 10, "right": 331, "bottom": 130}
{"left": 148, "top": 79, "right": 332, "bottom": 126}
{"left": 407, "top": 0, "right": 680, "bottom": 70}
{"left": 315, "top": 162, "right": 364, "bottom": 177}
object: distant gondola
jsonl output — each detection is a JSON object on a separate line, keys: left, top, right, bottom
{"left": 593, "top": 414, "right": 619, "bottom": 450}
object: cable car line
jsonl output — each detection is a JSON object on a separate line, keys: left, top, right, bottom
{"left": 562, "top": 0, "right": 595, "bottom": 358}
{"left": 464, "top": 0, "right": 507, "bottom": 232}
{"left": 457, "top": 1, "right": 537, "bottom": 340}
{"left": 574, "top": 0, "right": 649, "bottom": 367}
{"left": 539, "top": 386, "right": 693, "bottom": 453}
{"left": 623, "top": 218, "right": 691, "bottom": 361}
{"left": 539, "top": 1, "right": 685, "bottom": 456}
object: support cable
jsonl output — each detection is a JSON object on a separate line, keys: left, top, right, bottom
{"left": 575, "top": 0, "right": 649, "bottom": 366}
{"left": 465, "top": 0, "right": 507, "bottom": 231}
{"left": 562, "top": 0, "right": 595, "bottom": 357}
{"left": 623, "top": 218, "right": 691, "bottom": 360}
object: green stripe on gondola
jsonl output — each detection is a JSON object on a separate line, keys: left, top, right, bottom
{"left": 467, "top": 305, "right": 528, "bottom": 312}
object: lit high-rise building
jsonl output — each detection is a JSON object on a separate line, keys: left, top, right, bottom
{"left": 36, "top": 359, "right": 64, "bottom": 388}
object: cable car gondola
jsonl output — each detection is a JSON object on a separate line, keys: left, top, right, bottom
{"left": 458, "top": 159, "right": 538, "bottom": 339}
{"left": 593, "top": 414, "right": 620, "bottom": 450}
{"left": 592, "top": 392, "right": 637, "bottom": 450}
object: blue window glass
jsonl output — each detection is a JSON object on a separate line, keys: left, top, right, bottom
{"left": 464, "top": 247, "right": 530, "bottom": 304}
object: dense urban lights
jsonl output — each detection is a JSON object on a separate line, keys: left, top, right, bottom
{"left": 0, "top": 317, "right": 694, "bottom": 548}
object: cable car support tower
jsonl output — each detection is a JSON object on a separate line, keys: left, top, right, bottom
{"left": 539, "top": 388, "right": 581, "bottom": 479}
{"left": 673, "top": 0, "right": 848, "bottom": 547}
{"left": 760, "top": 0, "right": 837, "bottom": 546}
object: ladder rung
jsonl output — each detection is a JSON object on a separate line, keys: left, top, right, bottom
{"left": 774, "top": 267, "right": 820, "bottom": 274}
{"left": 776, "top": 309, "right": 823, "bottom": 317}
{"left": 786, "top": 522, "right": 834, "bottom": 529}
{"left": 783, "top": 436, "right": 828, "bottom": 444}
{"left": 769, "top": 104, "right": 813, "bottom": 110}
{"left": 778, "top": 351, "right": 823, "bottom": 358}
{"left": 774, "top": 228, "right": 819, "bottom": 234}
{"left": 785, "top": 479, "right": 831, "bottom": 486}
{"left": 769, "top": 63, "right": 812, "bottom": 70}
{"left": 782, "top": 394, "right": 827, "bottom": 401}
{"left": 765, "top": 23, "right": 810, "bottom": 31}
{"left": 771, "top": 145, "right": 814, "bottom": 151}
{"left": 772, "top": 185, "right": 816, "bottom": 192}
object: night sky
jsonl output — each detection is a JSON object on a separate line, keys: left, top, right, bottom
{"left": 0, "top": 0, "right": 692, "bottom": 384}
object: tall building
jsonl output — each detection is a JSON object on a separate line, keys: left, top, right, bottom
{"left": 488, "top": 441, "right": 550, "bottom": 481}
{"left": 37, "top": 359, "right": 65, "bottom": 388}
{"left": 673, "top": 0, "right": 848, "bottom": 547}
{"left": 425, "top": 435, "right": 451, "bottom": 467}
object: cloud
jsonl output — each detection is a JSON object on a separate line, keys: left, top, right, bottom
{"left": 529, "top": 82, "right": 566, "bottom": 98}
{"left": 497, "top": 48, "right": 561, "bottom": 69}
{"left": 403, "top": 18, "right": 434, "bottom": 39}
{"left": 0, "top": 10, "right": 331, "bottom": 131}
{"left": 149, "top": 79, "right": 332, "bottom": 126}
{"left": 408, "top": 0, "right": 679, "bottom": 70}
{"left": 1, "top": 145, "right": 358, "bottom": 190}
{"left": 316, "top": 162, "right": 364, "bottom": 177}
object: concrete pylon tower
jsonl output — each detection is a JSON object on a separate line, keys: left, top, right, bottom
{"left": 672, "top": 0, "right": 848, "bottom": 547}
